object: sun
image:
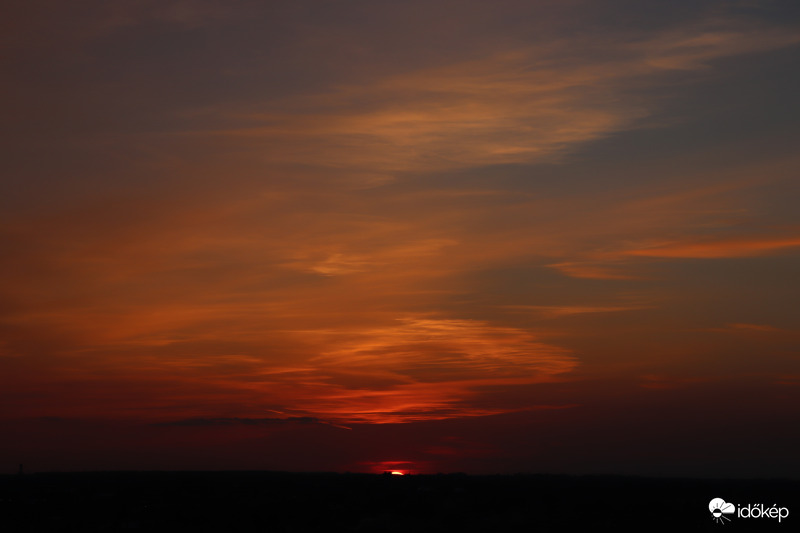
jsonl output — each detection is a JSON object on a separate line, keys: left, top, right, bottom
{"left": 370, "top": 460, "right": 415, "bottom": 475}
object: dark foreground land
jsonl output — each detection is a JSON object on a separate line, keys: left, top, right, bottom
{"left": 1, "top": 471, "right": 797, "bottom": 532}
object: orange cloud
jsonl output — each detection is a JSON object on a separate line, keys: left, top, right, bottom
{"left": 279, "top": 317, "right": 578, "bottom": 423}
{"left": 546, "top": 262, "right": 640, "bottom": 280}
{"left": 623, "top": 236, "right": 800, "bottom": 258}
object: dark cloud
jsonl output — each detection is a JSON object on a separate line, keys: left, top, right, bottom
{"left": 155, "top": 416, "right": 350, "bottom": 429}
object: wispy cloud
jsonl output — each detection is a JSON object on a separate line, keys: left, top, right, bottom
{"left": 705, "top": 323, "right": 794, "bottom": 335}
{"left": 546, "top": 261, "right": 642, "bottom": 280}
{"left": 280, "top": 317, "right": 578, "bottom": 423}
{"left": 623, "top": 235, "right": 800, "bottom": 258}
{"left": 186, "top": 20, "right": 799, "bottom": 175}
{"left": 311, "top": 318, "right": 574, "bottom": 377}
{"left": 504, "top": 304, "right": 653, "bottom": 318}
{"left": 155, "top": 416, "right": 352, "bottom": 430}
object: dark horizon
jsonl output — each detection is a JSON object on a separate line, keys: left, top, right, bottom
{"left": 6, "top": 468, "right": 800, "bottom": 481}
{"left": 3, "top": 470, "right": 797, "bottom": 531}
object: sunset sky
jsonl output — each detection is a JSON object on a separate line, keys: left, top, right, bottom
{"left": 2, "top": 0, "right": 799, "bottom": 477}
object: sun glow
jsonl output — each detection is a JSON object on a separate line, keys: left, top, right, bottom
{"left": 390, "top": 471, "right": 405, "bottom": 476}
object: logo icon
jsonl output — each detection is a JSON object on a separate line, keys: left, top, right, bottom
{"left": 709, "top": 498, "right": 736, "bottom": 524}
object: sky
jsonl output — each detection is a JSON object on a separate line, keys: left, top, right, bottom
{"left": 1, "top": 0, "right": 799, "bottom": 477}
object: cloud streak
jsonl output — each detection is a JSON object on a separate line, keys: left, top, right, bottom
{"left": 187, "top": 20, "right": 799, "bottom": 175}
{"left": 623, "top": 235, "right": 800, "bottom": 258}
{"left": 155, "top": 416, "right": 352, "bottom": 430}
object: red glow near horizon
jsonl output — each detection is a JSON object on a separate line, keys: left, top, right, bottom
{"left": 365, "top": 461, "right": 417, "bottom": 475}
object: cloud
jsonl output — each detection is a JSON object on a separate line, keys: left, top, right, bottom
{"left": 548, "top": 233, "right": 800, "bottom": 281}
{"left": 550, "top": 231, "right": 800, "bottom": 279}
{"left": 541, "top": 170, "right": 800, "bottom": 279}
{"left": 185, "top": 18, "right": 800, "bottom": 175}
{"left": 642, "top": 22, "right": 800, "bottom": 70}
{"left": 546, "top": 262, "right": 641, "bottom": 280}
{"left": 724, "top": 323, "right": 782, "bottom": 333}
{"left": 623, "top": 235, "right": 800, "bottom": 258}
{"left": 155, "top": 416, "right": 351, "bottom": 429}
{"left": 266, "top": 317, "right": 579, "bottom": 423}
{"left": 311, "top": 318, "right": 575, "bottom": 379}
{"left": 504, "top": 304, "right": 653, "bottom": 317}
{"left": 704, "top": 323, "right": 794, "bottom": 336}
{"left": 776, "top": 375, "right": 800, "bottom": 387}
